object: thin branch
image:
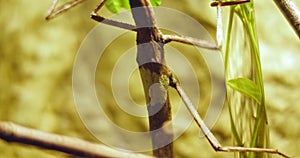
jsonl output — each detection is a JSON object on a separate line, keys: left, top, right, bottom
{"left": 168, "top": 76, "right": 290, "bottom": 158}
{"left": 162, "top": 34, "right": 220, "bottom": 50}
{"left": 91, "top": 13, "right": 137, "bottom": 31}
{"left": 0, "top": 122, "right": 152, "bottom": 158}
{"left": 90, "top": 0, "right": 136, "bottom": 30}
{"left": 93, "top": 0, "right": 108, "bottom": 13}
{"left": 90, "top": 0, "right": 219, "bottom": 50}
{"left": 46, "top": 0, "right": 58, "bottom": 19}
{"left": 91, "top": 15, "right": 220, "bottom": 49}
{"left": 92, "top": 13, "right": 220, "bottom": 50}
{"left": 211, "top": 0, "right": 250, "bottom": 7}
{"left": 46, "top": 0, "right": 88, "bottom": 20}
{"left": 216, "top": 4, "right": 223, "bottom": 48}
{"left": 273, "top": 0, "right": 300, "bottom": 38}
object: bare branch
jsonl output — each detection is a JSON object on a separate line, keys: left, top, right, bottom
{"left": 93, "top": 0, "right": 108, "bottom": 13}
{"left": 46, "top": 0, "right": 58, "bottom": 19}
{"left": 168, "top": 77, "right": 290, "bottom": 158}
{"left": 162, "top": 34, "right": 220, "bottom": 50}
{"left": 46, "top": 0, "right": 88, "bottom": 20}
{"left": 0, "top": 122, "right": 152, "bottom": 158}
{"left": 90, "top": 0, "right": 136, "bottom": 32}
{"left": 91, "top": 13, "right": 136, "bottom": 31}
{"left": 90, "top": 0, "right": 219, "bottom": 51}
{"left": 211, "top": 0, "right": 250, "bottom": 7}
{"left": 273, "top": 0, "right": 300, "bottom": 39}
{"left": 92, "top": 14, "right": 221, "bottom": 50}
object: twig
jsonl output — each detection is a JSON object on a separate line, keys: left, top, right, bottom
{"left": 90, "top": 13, "right": 137, "bottom": 31}
{"left": 90, "top": 0, "right": 219, "bottom": 51}
{"left": 168, "top": 77, "right": 290, "bottom": 158}
{"left": 46, "top": 0, "right": 88, "bottom": 20}
{"left": 162, "top": 34, "right": 219, "bottom": 50}
{"left": 273, "top": 0, "right": 300, "bottom": 38}
{"left": 0, "top": 122, "right": 153, "bottom": 158}
{"left": 92, "top": 14, "right": 221, "bottom": 50}
{"left": 91, "top": 13, "right": 220, "bottom": 50}
{"left": 211, "top": 0, "right": 250, "bottom": 7}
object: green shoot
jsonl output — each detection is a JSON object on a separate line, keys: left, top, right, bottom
{"left": 224, "top": 1, "right": 269, "bottom": 158}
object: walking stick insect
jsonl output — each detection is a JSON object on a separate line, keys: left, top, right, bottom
{"left": 46, "top": 0, "right": 290, "bottom": 157}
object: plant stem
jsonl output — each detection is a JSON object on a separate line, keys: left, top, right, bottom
{"left": 224, "top": 1, "right": 269, "bottom": 158}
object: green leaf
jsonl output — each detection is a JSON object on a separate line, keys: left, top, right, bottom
{"left": 150, "top": 0, "right": 161, "bottom": 6}
{"left": 122, "top": 0, "right": 130, "bottom": 9}
{"left": 105, "top": 0, "right": 122, "bottom": 13}
{"left": 227, "top": 78, "right": 262, "bottom": 104}
{"left": 105, "top": 0, "right": 162, "bottom": 13}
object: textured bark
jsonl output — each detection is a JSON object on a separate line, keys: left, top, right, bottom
{"left": 129, "top": 0, "right": 173, "bottom": 157}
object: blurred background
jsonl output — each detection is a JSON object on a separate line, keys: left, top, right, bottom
{"left": 0, "top": 0, "right": 299, "bottom": 157}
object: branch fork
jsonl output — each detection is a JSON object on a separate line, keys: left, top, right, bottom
{"left": 7, "top": 0, "right": 291, "bottom": 157}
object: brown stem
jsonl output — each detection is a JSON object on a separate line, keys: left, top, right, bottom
{"left": 274, "top": 0, "right": 300, "bottom": 38}
{"left": 129, "top": 0, "right": 173, "bottom": 157}
{"left": 0, "top": 122, "right": 152, "bottom": 158}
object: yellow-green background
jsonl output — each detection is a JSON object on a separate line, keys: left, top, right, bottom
{"left": 0, "top": 0, "right": 299, "bottom": 157}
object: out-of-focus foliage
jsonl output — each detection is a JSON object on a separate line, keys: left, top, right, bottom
{"left": 224, "top": 2, "right": 270, "bottom": 157}
{"left": 105, "top": 0, "right": 161, "bottom": 13}
{"left": 0, "top": 0, "right": 299, "bottom": 158}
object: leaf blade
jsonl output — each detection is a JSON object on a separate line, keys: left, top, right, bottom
{"left": 227, "top": 78, "right": 261, "bottom": 104}
{"left": 105, "top": 0, "right": 122, "bottom": 13}
{"left": 150, "top": 0, "right": 161, "bottom": 6}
